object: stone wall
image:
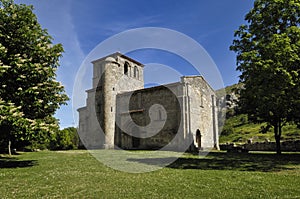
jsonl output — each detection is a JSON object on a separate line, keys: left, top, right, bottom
{"left": 181, "top": 76, "right": 219, "bottom": 149}
{"left": 244, "top": 141, "right": 300, "bottom": 151}
{"left": 115, "top": 83, "right": 183, "bottom": 150}
{"left": 115, "top": 76, "right": 219, "bottom": 151}
{"left": 220, "top": 140, "right": 300, "bottom": 152}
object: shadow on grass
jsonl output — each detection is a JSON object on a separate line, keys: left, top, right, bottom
{"left": 127, "top": 152, "right": 300, "bottom": 172}
{"left": 0, "top": 156, "right": 38, "bottom": 169}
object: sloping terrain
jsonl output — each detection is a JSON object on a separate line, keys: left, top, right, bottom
{"left": 218, "top": 84, "right": 300, "bottom": 144}
{"left": 220, "top": 114, "right": 300, "bottom": 144}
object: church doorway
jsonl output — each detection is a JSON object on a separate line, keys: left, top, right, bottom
{"left": 196, "top": 129, "right": 201, "bottom": 149}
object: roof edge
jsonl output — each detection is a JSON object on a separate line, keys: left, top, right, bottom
{"left": 91, "top": 52, "right": 144, "bottom": 66}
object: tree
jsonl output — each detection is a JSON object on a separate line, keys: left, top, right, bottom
{"left": 230, "top": 0, "right": 300, "bottom": 154}
{"left": 50, "top": 127, "right": 79, "bottom": 150}
{"left": 0, "top": 0, "right": 69, "bottom": 154}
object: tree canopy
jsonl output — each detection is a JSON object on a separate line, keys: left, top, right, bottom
{"left": 0, "top": 0, "right": 69, "bottom": 152}
{"left": 230, "top": 0, "right": 300, "bottom": 154}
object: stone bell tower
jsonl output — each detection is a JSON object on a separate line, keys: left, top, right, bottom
{"left": 78, "top": 52, "right": 144, "bottom": 149}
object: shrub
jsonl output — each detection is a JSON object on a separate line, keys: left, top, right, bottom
{"left": 221, "top": 125, "right": 234, "bottom": 136}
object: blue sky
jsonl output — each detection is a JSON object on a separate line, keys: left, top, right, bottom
{"left": 15, "top": 0, "right": 255, "bottom": 128}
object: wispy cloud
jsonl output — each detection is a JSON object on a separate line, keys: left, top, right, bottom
{"left": 16, "top": 0, "right": 86, "bottom": 128}
{"left": 100, "top": 15, "right": 162, "bottom": 36}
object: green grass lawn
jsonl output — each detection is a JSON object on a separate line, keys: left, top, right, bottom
{"left": 1, "top": 150, "right": 300, "bottom": 198}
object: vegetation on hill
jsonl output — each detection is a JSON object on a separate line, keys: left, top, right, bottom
{"left": 220, "top": 114, "right": 300, "bottom": 144}
{"left": 219, "top": 83, "right": 300, "bottom": 144}
{"left": 224, "top": 83, "right": 243, "bottom": 97}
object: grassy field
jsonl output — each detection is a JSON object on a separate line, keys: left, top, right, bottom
{"left": 1, "top": 150, "right": 300, "bottom": 198}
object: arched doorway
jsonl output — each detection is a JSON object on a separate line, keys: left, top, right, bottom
{"left": 196, "top": 129, "right": 201, "bottom": 149}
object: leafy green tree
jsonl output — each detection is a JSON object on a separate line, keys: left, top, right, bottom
{"left": 230, "top": 0, "right": 300, "bottom": 154}
{"left": 50, "top": 127, "right": 79, "bottom": 150}
{"left": 0, "top": 0, "right": 68, "bottom": 154}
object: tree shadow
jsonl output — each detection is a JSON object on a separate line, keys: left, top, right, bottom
{"left": 127, "top": 152, "right": 300, "bottom": 172}
{"left": 0, "top": 156, "right": 38, "bottom": 169}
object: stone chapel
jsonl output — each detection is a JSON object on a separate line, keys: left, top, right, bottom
{"left": 78, "top": 52, "right": 219, "bottom": 151}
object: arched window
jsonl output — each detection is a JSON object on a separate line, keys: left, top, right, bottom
{"left": 124, "top": 62, "right": 129, "bottom": 75}
{"left": 134, "top": 66, "right": 139, "bottom": 79}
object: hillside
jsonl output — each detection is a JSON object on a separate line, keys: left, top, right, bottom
{"left": 219, "top": 114, "right": 300, "bottom": 144}
{"left": 218, "top": 84, "right": 300, "bottom": 144}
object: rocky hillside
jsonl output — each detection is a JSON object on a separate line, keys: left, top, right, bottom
{"left": 218, "top": 83, "right": 243, "bottom": 112}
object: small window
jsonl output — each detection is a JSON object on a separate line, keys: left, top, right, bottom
{"left": 200, "top": 94, "right": 204, "bottom": 108}
{"left": 113, "top": 87, "right": 115, "bottom": 91}
{"left": 111, "top": 107, "right": 113, "bottom": 112}
{"left": 134, "top": 66, "right": 139, "bottom": 79}
{"left": 124, "top": 62, "right": 129, "bottom": 75}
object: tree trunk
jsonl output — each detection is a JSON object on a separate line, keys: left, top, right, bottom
{"left": 275, "top": 134, "right": 281, "bottom": 155}
{"left": 274, "top": 123, "right": 281, "bottom": 155}
{"left": 8, "top": 140, "right": 12, "bottom": 156}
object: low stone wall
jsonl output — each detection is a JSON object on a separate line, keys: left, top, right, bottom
{"left": 220, "top": 140, "right": 300, "bottom": 152}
